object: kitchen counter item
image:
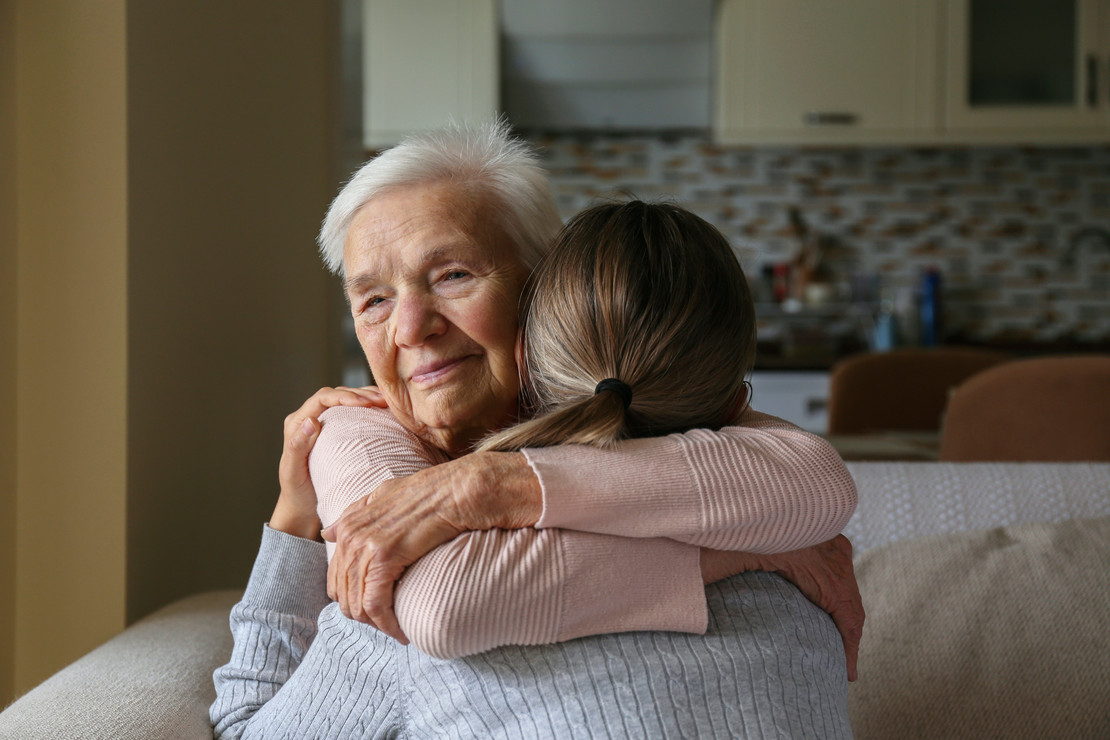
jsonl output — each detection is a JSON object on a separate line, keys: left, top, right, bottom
{"left": 825, "top": 431, "right": 939, "bottom": 461}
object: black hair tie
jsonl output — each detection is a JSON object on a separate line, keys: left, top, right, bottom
{"left": 594, "top": 378, "right": 632, "bottom": 409}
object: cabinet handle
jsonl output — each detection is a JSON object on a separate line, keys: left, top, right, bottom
{"left": 1088, "top": 55, "right": 1098, "bottom": 107}
{"left": 803, "top": 112, "right": 858, "bottom": 126}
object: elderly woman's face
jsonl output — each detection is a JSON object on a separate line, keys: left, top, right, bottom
{"left": 343, "top": 182, "right": 528, "bottom": 454}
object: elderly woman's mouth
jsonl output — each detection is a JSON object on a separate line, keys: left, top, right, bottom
{"left": 409, "top": 356, "right": 477, "bottom": 386}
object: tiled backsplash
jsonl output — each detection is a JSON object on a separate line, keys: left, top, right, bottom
{"left": 530, "top": 133, "right": 1110, "bottom": 343}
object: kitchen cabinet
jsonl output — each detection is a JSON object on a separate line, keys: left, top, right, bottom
{"left": 749, "top": 371, "right": 830, "bottom": 434}
{"left": 714, "top": 0, "right": 1110, "bottom": 145}
{"left": 944, "top": 0, "right": 1110, "bottom": 141}
{"left": 363, "top": 0, "right": 498, "bottom": 149}
{"left": 501, "top": 0, "right": 714, "bottom": 130}
{"left": 714, "top": 0, "right": 941, "bottom": 145}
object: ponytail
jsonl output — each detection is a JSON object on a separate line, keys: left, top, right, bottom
{"left": 476, "top": 200, "right": 756, "bottom": 453}
{"left": 478, "top": 390, "right": 629, "bottom": 451}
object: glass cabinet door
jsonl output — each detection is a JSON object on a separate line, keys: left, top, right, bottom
{"left": 945, "top": 0, "right": 1109, "bottom": 133}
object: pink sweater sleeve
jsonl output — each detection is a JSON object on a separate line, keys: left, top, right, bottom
{"left": 309, "top": 406, "right": 706, "bottom": 659}
{"left": 524, "top": 409, "right": 857, "bottom": 553}
{"left": 311, "top": 406, "right": 449, "bottom": 561}
{"left": 396, "top": 529, "right": 705, "bottom": 659}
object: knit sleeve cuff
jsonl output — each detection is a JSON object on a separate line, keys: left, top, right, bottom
{"left": 241, "top": 524, "right": 330, "bottom": 619}
{"left": 557, "top": 533, "right": 707, "bottom": 641}
{"left": 523, "top": 438, "right": 700, "bottom": 537}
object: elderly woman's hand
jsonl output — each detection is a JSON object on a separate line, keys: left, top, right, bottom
{"left": 702, "top": 536, "right": 864, "bottom": 682}
{"left": 323, "top": 451, "right": 542, "bottom": 641}
{"left": 768, "top": 535, "right": 863, "bottom": 682}
{"left": 268, "top": 386, "right": 385, "bottom": 540}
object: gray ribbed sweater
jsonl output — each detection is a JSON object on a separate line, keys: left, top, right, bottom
{"left": 211, "top": 527, "right": 852, "bottom": 739}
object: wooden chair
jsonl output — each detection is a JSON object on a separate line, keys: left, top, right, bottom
{"left": 938, "top": 355, "right": 1110, "bottom": 462}
{"left": 826, "top": 347, "right": 1011, "bottom": 434}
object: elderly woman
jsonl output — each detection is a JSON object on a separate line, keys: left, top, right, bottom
{"left": 212, "top": 123, "right": 858, "bottom": 738}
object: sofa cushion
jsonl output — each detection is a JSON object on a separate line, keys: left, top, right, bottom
{"left": 0, "top": 590, "right": 241, "bottom": 740}
{"left": 844, "top": 461, "right": 1110, "bottom": 553}
{"left": 849, "top": 515, "right": 1110, "bottom": 740}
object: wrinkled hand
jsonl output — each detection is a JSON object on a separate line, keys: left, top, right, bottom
{"left": 759, "top": 535, "right": 864, "bottom": 682}
{"left": 700, "top": 535, "right": 863, "bottom": 681}
{"left": 322, "top": 451, "right": 541, "bottom": 642}
{"left": 269, "top": 386, "right": 385, "bottom": 540}
{"left": 322, "top": 467, "right": 464, "bottom": 643}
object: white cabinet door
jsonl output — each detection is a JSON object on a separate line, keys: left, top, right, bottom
{"left": 363, "top": 0, "right": 498, "bottom": 149}
{"left": 944, "top": 0, "right": 1110, "bottom": 140}
{"left": 749, "top": 371, "right": 830, "bottom": 434}
{"left": 714, "top": 0, "right": 940, "bottom": 145}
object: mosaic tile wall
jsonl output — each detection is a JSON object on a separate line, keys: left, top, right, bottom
{"left": 529, "top": 133, "right": 1110, "bottom": 344}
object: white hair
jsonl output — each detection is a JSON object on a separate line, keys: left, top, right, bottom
{"left": 317, "top": 120, "right": 562, "bottom": 276}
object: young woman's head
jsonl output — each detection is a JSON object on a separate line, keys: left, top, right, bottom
{"left": 480, "top": 200, "right": 756, "bottom": 451}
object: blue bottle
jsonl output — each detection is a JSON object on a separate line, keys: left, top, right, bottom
{"left": 919, "top": 268, "right": 941, "bottom": 346}
{"left": 871, "top": 287, "right": 899, "bottom": 352}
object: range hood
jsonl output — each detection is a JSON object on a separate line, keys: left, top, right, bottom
{"left": 500, "top": 0, "right": 714, "bottom": 131}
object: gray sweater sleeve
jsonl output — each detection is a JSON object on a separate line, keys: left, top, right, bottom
{"left": 210, "top": 525, "right": 329, "bottom": 739}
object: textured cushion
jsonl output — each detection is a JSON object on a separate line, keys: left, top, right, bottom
{"left": 848, "top": 515, "right": 1110, "bottom": 740}
{"left": 0, "top": 590, "right": 240, "bottom": 740}
{"left": 844, "top": 461, "right": 1110, "bottom": 554}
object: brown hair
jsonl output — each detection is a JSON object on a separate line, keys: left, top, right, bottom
{"left": 478, "top": 200, "right": 756, "bottom": 451}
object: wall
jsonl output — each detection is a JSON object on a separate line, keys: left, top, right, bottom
{"left": 531, "top": 133, "right": 1110, "bottom": 344}
{"left": 124, "top": 0, "right": 340, "bottom": 624}
{"left": 9, "top": 0, "right": 130, "bottom": 698}
{"left": 0, "top": 0, "right": 17, "bottom": 708}
{"left": 4, "top": 0, "right": 342, "bottom": 702}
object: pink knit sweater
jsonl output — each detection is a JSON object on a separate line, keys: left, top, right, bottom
{"left": 310, "top": 406, "right": 855, "bottom": 659}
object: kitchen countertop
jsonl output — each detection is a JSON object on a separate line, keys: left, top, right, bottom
{"left": 825, "top": 432, "right": 940, "bottom": 461}
{"left": 754, "top": 338, "right": 1110, "bottom": 372}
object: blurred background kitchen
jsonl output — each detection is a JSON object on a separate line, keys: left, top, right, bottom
{"left": 346, "top": 0, "right": 1110, "bottom": 434}
{"left": 5, "top": 0, "right": 1108, "bottom": 705}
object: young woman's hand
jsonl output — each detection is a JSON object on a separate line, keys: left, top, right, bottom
{"left": 269, "top": 386, "right": 385, "bottom": 540}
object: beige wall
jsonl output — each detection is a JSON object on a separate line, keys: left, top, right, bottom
{"left": 124, "top": 1, "right": 339, "bottom": 623}
{"left": 0, "top": 0, "right": 17, "bottom": 709}
{"left": 10, "top": 0, "right": 130, "bottom": 697}
{"left": 4, "top": 0, "right": 342, "bottom": 701}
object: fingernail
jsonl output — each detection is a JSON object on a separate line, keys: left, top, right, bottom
{"left": 301, "top": 418, "right": 315, "bottom": 436}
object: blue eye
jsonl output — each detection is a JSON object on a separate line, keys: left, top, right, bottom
{"left": 445, "top": 270, "right": 468, "bottom": 280}
{"left": 361, "top": 296, "right": 387, "bottom": 313}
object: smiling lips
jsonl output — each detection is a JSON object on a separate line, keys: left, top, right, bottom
{"left": 408, "top": 355, "right": 475, "bottom": 387}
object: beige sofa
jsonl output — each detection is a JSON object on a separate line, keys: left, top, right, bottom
{"left": 2, "top": 462, "right": 1108, "bottom": 739}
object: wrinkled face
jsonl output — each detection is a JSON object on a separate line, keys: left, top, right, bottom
{"left": 343, "top": 182, "right": 528, "bottom": 455}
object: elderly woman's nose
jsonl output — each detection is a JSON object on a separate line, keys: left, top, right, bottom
{"left": 394, "top": 293, "right": 447, "bottom": 346}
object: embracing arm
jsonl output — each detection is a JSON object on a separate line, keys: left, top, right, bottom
{"left": 312, "top": 405, "right": 861, "bottom": 677}
{"left": 210, "top": 526, "right": 329, "bottom": 738}
{"left": 311, "top": 407, "right": 710, "bottom": 650}
{"left": 525, "top": 408, "right": 857, "bottom": 552}
{"left": 395, "top": 527, "right": 861, "bottom": 679}
{"left": 211, "top": 388, "right": 379, "bottom": 737}
{"left": 395, "top": 528, "right": 707, "bottom": 659}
